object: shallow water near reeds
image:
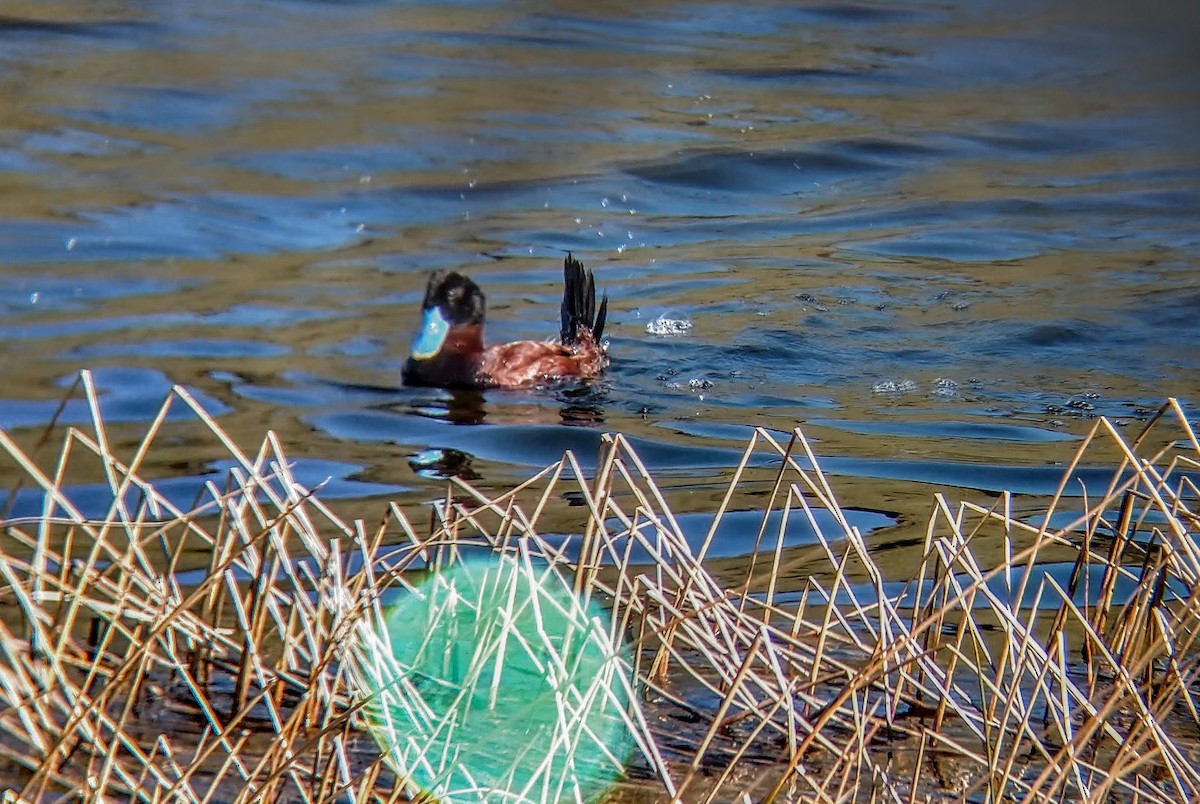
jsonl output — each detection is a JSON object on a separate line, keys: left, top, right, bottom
{"left": 1, "top": 2, "right": 1199, "bottom": 595}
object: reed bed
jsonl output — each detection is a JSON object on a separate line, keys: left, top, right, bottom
{"left": 0, "top": 370, "right": 1197, "bottom": 802}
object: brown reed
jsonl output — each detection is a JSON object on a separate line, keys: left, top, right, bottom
{"left": 0, "top": 370, "right": 1195, "bottom": 802}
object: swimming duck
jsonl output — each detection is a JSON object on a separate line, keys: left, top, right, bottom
{"left": 402, "top": 254, "right": 609, "bottom": 389}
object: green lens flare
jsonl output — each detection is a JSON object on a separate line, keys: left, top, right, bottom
{"left": 365, "top": 553, "right": 634, "bottom": 803}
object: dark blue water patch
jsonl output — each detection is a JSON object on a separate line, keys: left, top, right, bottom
{"left": 616, "top": 256, "right": 735, "bottom": 282}
{"left": 226, "top": 382, "right": 336, "bottom": 409}
{"left": 625, "top": 146, "right": 897, "bottom": 195}
{"left": 804, "top": 417, "right": 1078, "bottom": 444}
{"left": 834, "top": 137, "right": 948, "bottom": 164}
{"left": 372, "top": 251, "right": 480, "bottom": 277}
{"left": 718, "top": 329, "right": 950, "bottom": 389}
{"left": 309, "top": 407, "right": 758, "bottom": 474}
{"left": 1009, "top": 166, "right": 1200, "bottom": 195}
{"left": 820, "top": 456, "right": 1150, "bottom": 498}
{"left": 67, "top": 338, "right": 290, "bottom": 360}
{"left": 221, "top": 143, "right": 440, "bottom": 183}
{"left": 0, "top": 14, "right": 158, "bottom": 41}
{"left": 0, "top": 456, "right": 407, "bottom": 521}
{"left": 1023, "top": 506, "right": 1171, "bottom": 535}
{"left": 1018, "top": 188, "right": 1200, "bottom": 251}
{"left": 645, "top": 383, "right": 838, "bottom": 417}
{"left": 659, "top": 416, "right": 1177, "bottom": 497}
{"left": 0, "top": 220, "right": 109, "bottom": 264}
{"left": 647, "top": 1, "right": 922, "bottom": 40}
{"left": 654, "top": 199, "right": 1054, "bottom": 255}
{"left": 656, "top": 420, "right": 815, "bottom": 444}
{"left": 1023, "top": 322, "right": 1095, "bottom": 348}
{"left": 914, "top": 319, "right": 1168, "bottom": 384}
{"left": 408, "top": 27, "right": 611, "bottom": 57}
{"left": 306, "top": 397, "right": 1171, "bottom": 499}
{"left": 787, "top": 3, "right": 930, "bottom": 25}
{"left": 22, "top": 126, "right": 150, "bottom": 160}
{"left": 793, "top": 190, "right": 1190, "bottom": 253}
{"left": 81, "top": 193, "right": 373, "bottom": 258}
{"left": 475, "top": 114, "right": 670, "bottom": 151}
{"left": 0, "top": 312, "right": 196, "bottom": 342}
{"left": 369, "top": 47, "right": 502, "bottom": 88}
{"left": 727, "top": 328, "right": 845, "bottom": 372}
{"left": 309, "top": 335, "right": 387, "bottom": 359}
{"left": 0, "top": 367, "right": 228, "bottom": 431}
{"left": 59, "top": 85, "right": 243, "bottom": 135}
{"left": 705, "top": 66, "right": 882, "bottom": 83}
{"left": 1122, "top": 287, "right": 1200, "bottom": 334}
{"left": 18, "top": 192, "right": 374, "bottom": 265}
{"left": 951, "top": 120, "right": 1113, "bottom": 160}
{"left": 1001, "top": 394, "right": 1168, "bottom": 427}
{"left": 198, "top": 303, "right": 345, "bottom": 329}
{"left": 264, "top": 0, "right": 410, "bottom": 10}
{"left": 612, "top": 339, "right": 830, "bottom": 400}
{"left": 905, "top": 30, "right": 1112, "bottom": 91}
{"left": 961, "top": 318, "right": 1123, "bottom": 364}
{"left": 844, "top": 226, "right": 1063, "bottom": 263}
{"left": 773, "top": 560, "right": 1191, "bottom": 611}
{"left": 523, "top": 8, "right": 764, "bottom": 54}
{"left": 618, "top": 277, "right": 746, "bottom": 311}
{"left": 544, "top": 506, "right": 897, "bottom": 564}
{"left": 0, "top": 274, "right": 197, "bottom": 315}
{"left": 223, "top": 370, "right": 405, "bottom": 409}
{"left": 0, "top": 304, "right": 338, "bottom": 348}
{"left": 392, "top": 180, "right": 596, "bottom": 227}
{"left": 0, "top": 147, "right": 49, "bottom": 175}
{"left": 859, "top": 232, "right": 1018, "bottom": 263}
{"left": 656, "top": 421, "right": 768, "bottom": 444}
{"left": 359, "top": 286, "right": 427, "bottom": 311}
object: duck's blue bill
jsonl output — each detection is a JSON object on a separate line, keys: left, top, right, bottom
{"left": 410, "top": 307, "right": 450, "bottom": 359}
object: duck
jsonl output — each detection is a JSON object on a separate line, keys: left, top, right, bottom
{"left": 402, "top": 254, "right": 609, "bottom": 389}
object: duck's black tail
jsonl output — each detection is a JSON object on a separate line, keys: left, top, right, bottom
{"left": 560, "top": 254, "right": 608, "bottom": 345}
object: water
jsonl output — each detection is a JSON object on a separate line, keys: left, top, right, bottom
{"left": 1, "top": 0, "right": 1198, "bottom": 569}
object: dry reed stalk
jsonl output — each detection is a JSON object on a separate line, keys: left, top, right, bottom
{"left": 0, "top": 372, "right": 1195, "bottom": 802}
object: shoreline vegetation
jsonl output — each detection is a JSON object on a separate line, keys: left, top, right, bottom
{"left": 0, "top": 371, "right": 1197, "bottom": 802}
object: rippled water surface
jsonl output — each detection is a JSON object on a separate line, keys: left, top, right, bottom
{"left": 2, "top": 0, "right": 1198, "bottom": 568}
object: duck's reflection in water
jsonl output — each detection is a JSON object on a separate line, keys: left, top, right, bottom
{"left": 406, "top": 389, "right": 490, "bottom": 426}
{"left": 556, "top": 384, "right": 607, "bottom": 428}
{"left": 398, "top": 385, "right": 608, "bottom": 427}
{"left": 391, "top": 385, "right": 609, "bottom": 480}
{"left": 408, "top": 446, "right": 480, "bottom": 481}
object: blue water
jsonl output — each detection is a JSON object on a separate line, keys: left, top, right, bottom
{"left": 1, "top": 0, "right": 1198, "bottom": 564}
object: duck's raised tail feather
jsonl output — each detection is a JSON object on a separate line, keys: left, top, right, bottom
{"left": 560, "top": 254, "right": 608, "bottom": 345}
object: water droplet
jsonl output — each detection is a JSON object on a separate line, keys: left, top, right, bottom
{"left": 646, "top": 316, "right": 693, "bottom": 336}
{"left": 872, "top": 379, "right": 918, "bottom": 395}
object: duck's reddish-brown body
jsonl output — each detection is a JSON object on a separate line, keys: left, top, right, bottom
{"left": 402, "top": 255, "right": 608, "bottom": 390}
{"left": 477, "top": 331, "right": 607, "bottom": 387}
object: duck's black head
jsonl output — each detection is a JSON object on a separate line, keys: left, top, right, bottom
{"left": 408, "top": 270, "right": 486, "bottom": 359}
